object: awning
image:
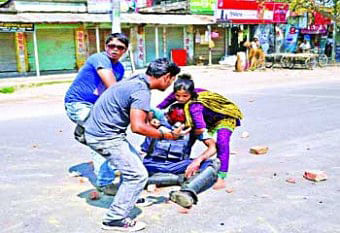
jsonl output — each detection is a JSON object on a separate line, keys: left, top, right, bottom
{"left": 0, "top": 12, "right": 216, "bottom": 25}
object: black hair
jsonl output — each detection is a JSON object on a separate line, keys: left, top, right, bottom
{"left": 105, "top": 33, "right": 129, "bottom": 48}
{"left": 146, "top": 58, "right": 181, "bottom": 78}
{"left": 168, "top": 103, "right": 184, "bottom": 113}
{"left": 173, "top": 73, "right": 197, "bottom": 99}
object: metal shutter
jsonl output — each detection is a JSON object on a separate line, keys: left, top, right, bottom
{"left": 0, "top": 33, "right": 17, "bottom": 72}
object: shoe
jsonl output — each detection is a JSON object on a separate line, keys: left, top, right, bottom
{"left": 135, "top": 197, "right": 154, "bottom": 207}
{"left": 102, "top": 218, "right": 146, "bottom": 232}
{"left": 96, "top": 183, "right": 118, "bottom": 196}
{"left": 169, "top": 190, "right": 194, "bottom": 209}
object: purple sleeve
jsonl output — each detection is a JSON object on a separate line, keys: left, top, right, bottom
{"left": 194, "top": 88, "right": 207, "bottom": 93}
{"left": 157, "top": 92, "right": 176, "bottom": 109}
{"left": 189, "top": 103, "right": 206, "bottom": 129}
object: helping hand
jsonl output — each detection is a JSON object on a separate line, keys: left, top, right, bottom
{"left": 185, "top": 158, "right": 201, "bottom": 178}
{"left": 171, "top": 124, "right": 191, "bottom": 139}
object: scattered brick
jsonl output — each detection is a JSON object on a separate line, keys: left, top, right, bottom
{"left": 303, "top": 170, "right": 328, "bottom": 182}
{"left": 241, "top": 131, "right": 250, "bottom": 138}
{"left": 249, "top": 146, "right": 269, "bottom": 155}
{"left": 286, "top": 177, "right": 296, "bottom": 184}
{"left": 177, "top": 207, "right": 189, "bottom": 214}
{"left": 225, "top": 188, "right": 234, "bottom": 193}
{"left": 89, "top": 191, "right": 100, "bottom": 200}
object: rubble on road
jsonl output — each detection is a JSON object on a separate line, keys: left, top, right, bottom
{"left": 303, "top": 170, "right": 328, "bottom": 182}
{"left": 249, "top": 146, "right": 269, "bottom": 155}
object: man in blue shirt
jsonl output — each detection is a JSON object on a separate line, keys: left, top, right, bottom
{"left": 64, "top": 33, "right": 129, "bottom": 193}
{"left": 84, "top": 58, "right": 187, "bottom": 231}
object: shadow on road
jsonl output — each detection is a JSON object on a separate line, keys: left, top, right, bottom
{"left": 68, "top": 162, "right": 97, "bottom": 186}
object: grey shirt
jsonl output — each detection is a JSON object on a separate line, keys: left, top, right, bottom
{"left": 84, "top": 73, "right": 151, "bottom": 138}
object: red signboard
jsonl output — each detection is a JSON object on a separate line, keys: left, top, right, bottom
{"left": 217, "top": 0, "right": 289, "bottom": 24}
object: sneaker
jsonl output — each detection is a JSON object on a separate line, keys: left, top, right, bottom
{"left": 96, "top": 183, "right": 118, "bottom": 196}
{"left": 102, "top": 218, "right": 146, "bottom": 232}
{"left": 169, "top": 190, "right": 194, "bottom": 209}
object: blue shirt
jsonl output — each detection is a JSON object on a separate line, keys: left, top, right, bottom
{"left": 84, "top": 74, "right": 151, "bottom": 138}
{"left": 64, "top": 52, "right": 125, "bottom": 104}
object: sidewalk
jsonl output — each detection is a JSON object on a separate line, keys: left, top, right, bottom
{"left": 0, "top": 64, "right": 338, "bottom": 104}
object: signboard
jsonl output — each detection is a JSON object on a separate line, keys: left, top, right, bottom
{"left": 336, "top": 45, "right": 340, "bottom": 62}
{"left": 217, "top": 0, "right": 288, "bottom": 24}
{"left": 87, "top": 0, "right": 112, "bottom": 13}
{"left": 0, "top": 0, "right": 10, "bottom": 7}
{"left": 300, "top": 25, "right": 328, "bottom": 34}
{"left": 0, "top": 23, "right": 34, "bottom": 32}
{"left": 283, "top": 25, "right": 299, "bottom": 53}
{"left": 190, "top": 0, "right": 216, "bottom": 15}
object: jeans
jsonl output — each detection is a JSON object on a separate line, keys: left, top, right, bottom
{"left": 64, "top": 102, "right": 93, "bottom": 125}
{"left": 85, "top": 133, "right": 148, "bottom": 221}
{"left": 65, "top": 102, "right": 116, "bottom": 187}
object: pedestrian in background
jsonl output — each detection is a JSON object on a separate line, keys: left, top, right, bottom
{"left": 64, "top": 33, "right": 129, "bottom": 194}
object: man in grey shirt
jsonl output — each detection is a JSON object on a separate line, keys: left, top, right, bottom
{"left": 84, "top": 58, "right": 189, "bottom": 231}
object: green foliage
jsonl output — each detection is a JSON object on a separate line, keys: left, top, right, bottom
{"left": 283, "top": 0, "right": 340, "bottom": 23}
{"left": 0, "top": 86, "right": 16, "bottom": 94}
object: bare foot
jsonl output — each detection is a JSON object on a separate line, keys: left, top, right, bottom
{"left": 213, "top": 178, "right": 226, "bottom": 190}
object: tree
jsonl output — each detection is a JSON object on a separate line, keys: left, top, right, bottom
{"left": 256, "top": 0, "right": 339, "bottom": 23}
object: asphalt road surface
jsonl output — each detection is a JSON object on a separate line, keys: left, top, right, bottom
{"left": 0, "top": 67, "right": 339, "bottom": 233}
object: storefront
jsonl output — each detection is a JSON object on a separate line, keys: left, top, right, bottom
{"left": 0, "top": 22, "right": 34, "bottom": 74}
{"left": 26, "top": 24, "right": 77, "bottom": 72}
{"left": 194, "top": 25, "right": 226, "bottom": 64}
{"left": 0, "top": 32, "right": 17, "bottom": 72}
{"left": 283, "top": 12, "right": 332, "bottom": 55}
{"left": 217, "top": 0, "right": 289, "bottom": 55}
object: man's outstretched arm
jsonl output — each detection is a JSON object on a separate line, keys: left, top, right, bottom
{"left": 130, "top": 108, "right": 190, "bottom": 140}
{"left": 185, "top": 138, "right": 216, "bottom": 178}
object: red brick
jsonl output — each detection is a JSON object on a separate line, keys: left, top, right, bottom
{"left": 249, "top": 146, "right": 269, "bottom": 155}
{"left": 303, "top": 170, "right": 327, "bottom": 182}
{"left": 89, "top": 191, "right": 100, "bottom": 200}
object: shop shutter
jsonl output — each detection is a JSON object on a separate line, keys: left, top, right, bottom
{"left": 87, "top": 29, "right": 97, "bottom": 56}
{"left": 27, "top": 29, "right": 76, "bottom": 71}
{"left": 0, "top": 33, "right": 17, "bottom": 72}
{"left": 166, "top": 27, "right": 184, "bottom": 58}
{"left": 144, "top": 27, "right": 164, "bottom": 64}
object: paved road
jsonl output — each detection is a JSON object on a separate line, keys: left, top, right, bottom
{"left": 0, "top": 67, "right": 339, "bottom": 233}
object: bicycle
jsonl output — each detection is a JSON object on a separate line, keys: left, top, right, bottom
{"left": 311, "top": 48, "right": 328, "bottom": 67}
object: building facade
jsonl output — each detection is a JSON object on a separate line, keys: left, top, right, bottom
{"left": 0, "top": 0, "right": 223, "bottom": 78}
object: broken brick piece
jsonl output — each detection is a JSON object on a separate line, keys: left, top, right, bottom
{"left": 286, "top": 177, "right": 296, "bottom": 184}
{"left": 241, "top": 131, "right": 250, "bottom": 138}
{"left": 225, "top": 188, "right": 234, "bottom": 193}
{"left": 89, "top": 191, "right": 100, "bottom": 200}
{"left": 303, "top": 170, "right": 328, "bottom": 182}
{"left": 249, "top": 146, "right": 269, "bottom": 155}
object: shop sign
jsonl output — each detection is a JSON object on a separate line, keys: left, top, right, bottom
{"left": 273, "top": 3, "right": 289, "bottom": 23}
{"left": 283, "top": 25, "right": 299, "bottom": 53}
{"left": 87, "top": 0, "right": 112, "bottom": 13}
{"left": 300, "top": 25, "right": 328, "bottom": 34}
{"left": 15, "top": 32, "right": 28, "bottom": 72}
{"left": 190, "top": 0, "right": 216, "bottom": 15}
{"left": 0, "top": 23, "right": 34, "bottom": 32}
{"left": 0, "top": 0, "right": 10, "bottom": 7}
{"left": 217, "top": 0, "right": 288, "bottom": 24}
{"left": 75, "top": 30, "right": 87, "bottom": 69}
